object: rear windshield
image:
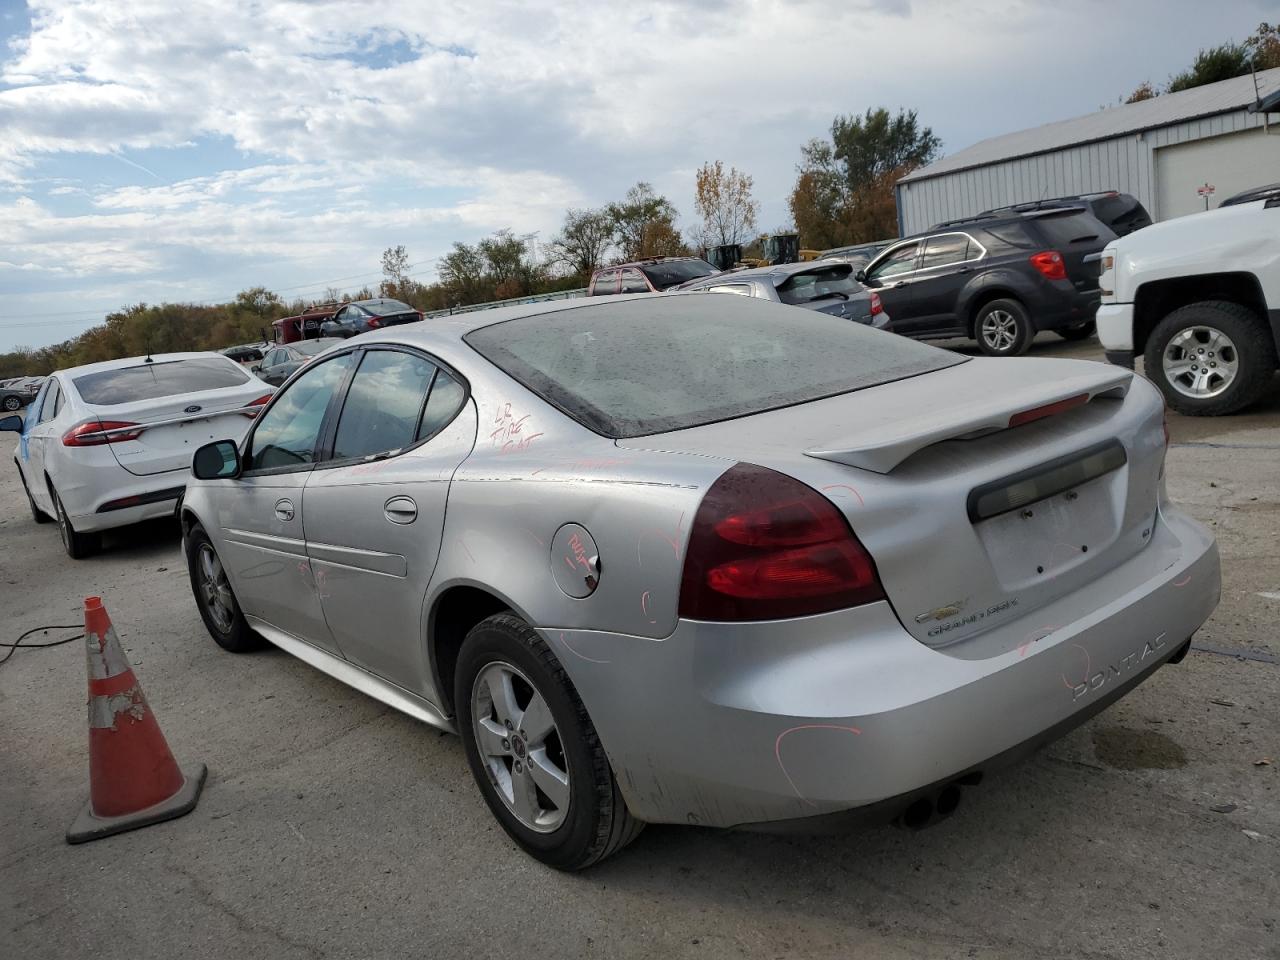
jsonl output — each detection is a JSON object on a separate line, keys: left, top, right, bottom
{"left": 359, "top": 300, "right": 416, "bottom": 317}
{"left": 775, "top": 265, "right": 863, "bottom": 305}
{"left": 293, "top": 339, "right": 339, "bottom": 356}
{"left": 1032, "top": 211, "right": 1116, "bottom": 247}
{"left": 465, "top": 298, "right": 964, "bottom": 437}
{"left": 640, "top": 260, "right": 717, "bottom": 290}
{"left": 73, "top": 358, "right": 249, "bottom": 405}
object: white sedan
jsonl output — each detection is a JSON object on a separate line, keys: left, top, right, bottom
{"left": 2, "top": 352, "right": 274, "bottom": 558}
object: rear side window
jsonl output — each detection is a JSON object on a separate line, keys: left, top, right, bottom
{"left": 979, "top": 221, "right": 1037, "bottom": 250}
{"left": 775, "top": 266, "right": 863, "bottom": 305}
{"left": 1031, "top": 212, "right": 1115, "bottom": 248}
{"left": 332, "top": 350, "right": 438, "bottom": 461}
{"left": 73, "top": 358, "right": 249, "bottom": 405}
{"left": 620, "top": 269, "right": 649, "bottom": 293}
{"left": 464, "top": 298, "right": 964, "bottom": 438}
{"left": 417, "top": 368, "right": 467, "bottom": 441}
{"left": 919, "top": 234, "right": 972, "bottom": 269}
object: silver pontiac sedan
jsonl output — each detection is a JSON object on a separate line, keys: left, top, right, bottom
{"left": 182, "top": 293, "right": 1220, "bottom": 869}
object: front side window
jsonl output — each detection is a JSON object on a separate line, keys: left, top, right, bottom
{"left": 332, "top": 350, "right": 438, "bottom": 461}
{"left": 246, "top": 353, "right": 354, "bottom": 471}
{"left": 593, "top": 271, "right": 619, "bottom": 295}
{"left": 919, "top": 234, "right": 972, "bottom": 270}
{"left": 867, "top": 242, "right": 919, "bottom": 280}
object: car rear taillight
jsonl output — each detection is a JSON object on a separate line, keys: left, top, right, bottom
{"left": 62, "top": 420, "right": 143, "bottom": 446}
{"left": 679, "top": 463, "right": 885, "bottom": 621}
{"left": 869, "top": 292, "right": 883, "bottom": 316}
{"left": 1029, "top": 250, "right": 1067, "bottom": 281}
{"left": 367, "top": 316, "right": 382, "bottom": 328}
{"left": 241, "top": 394, "right": 273, "bottom": 418}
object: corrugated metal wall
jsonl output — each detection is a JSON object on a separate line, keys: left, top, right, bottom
{"left": 896, "top": 108, "right": 1272, "bottom": 235}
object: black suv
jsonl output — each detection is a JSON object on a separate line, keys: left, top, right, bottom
{"left": 856, "top": 209, "right": 1116, "bottom": 356}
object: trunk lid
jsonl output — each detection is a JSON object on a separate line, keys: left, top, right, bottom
{"left": 620, "top": 357, "right": 1165, "bottom": 648}
{"left": 70, "top": 358, "right": 270, "bottom": 476}
{"left": 1029, "top": 210, "right": 1116, "bottom": 294}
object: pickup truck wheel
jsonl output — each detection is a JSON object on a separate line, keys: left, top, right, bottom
{"left": 975, "top": 299, "right": 1033, "bottom": 356}
{"left": 1055, "top": 320, "right": 1096, "bottom": 342}
{"left": 1145, "top": 301, "right": 1277, "bottom": 416}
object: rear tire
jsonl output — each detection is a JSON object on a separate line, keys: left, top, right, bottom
{"left": 1144, "top": 301, "right": 1277, "bottom": 416}
{"left": 1055, "top": 320, "right": 1096, "bottom": 342}
{"left": 455, "top": 613, "right": 643, "bottom": 870}
{"left": 52, "top": 487, "right": 100, "bottom": 559}
{"left": 2, "top": 396, "right": 20, "bottom": 411}
{"left": 185, "top": 524, "right": 263, "bottom": 652}
{"left": 975, "top": 299, "right": 1034, "bottom": 356}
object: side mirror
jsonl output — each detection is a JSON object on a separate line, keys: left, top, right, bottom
{"left": 193, "top": 440, "right": 241, "bottom": 480}
{"left": 854, "top": 270, "right": 868, "bottom": 284}
{"left": 250, "top": 363, "right": 262, "bottom": 374}
{"left": 0, "top": 414, "right": 22, "bottom": 433}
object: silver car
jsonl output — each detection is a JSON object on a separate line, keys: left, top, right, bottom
{"left": 677, "top": 260, "right": 888, "bottom": 327}
{"left": 181, "top": 294, "right": 1220, "bottom": 869}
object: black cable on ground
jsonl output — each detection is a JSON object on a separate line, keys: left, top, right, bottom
{"left": 0, "top": 624, "right": 83, "bottom": 669}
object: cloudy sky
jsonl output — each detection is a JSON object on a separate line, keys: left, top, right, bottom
{"left": 0, "top": 0, "right": 1272, "bottom": 351}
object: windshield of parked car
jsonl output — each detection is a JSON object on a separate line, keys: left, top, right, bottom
{"left": 640, "top": 259, "right": 717, "bottom": 290}
{"left": 73, "top": 358, "right": 250, "bottom": 405}
{"left": 775, "top": 265, "right": 863, "bottom": 305}
{"left": 359, "top": 300, "right": 416, "bottom": 316}
{"left": 465, "top": 298, "right": 964, "bottom": 437}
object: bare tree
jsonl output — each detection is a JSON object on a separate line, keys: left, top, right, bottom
{"left": 549, "top": 208, "right": 614, "bottom": 278}
{"left": 693, "top": 161, "right": 760, "bottom": 249}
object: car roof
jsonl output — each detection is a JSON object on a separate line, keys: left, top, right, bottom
{"left": 51, "top": 352, "right": 239, "bottom": 378}
{"left": 1219, "top": 182, "right": 1280, "bottom": 207}
{"left": 596, "top": 257, "right": 706, "bottom": 272}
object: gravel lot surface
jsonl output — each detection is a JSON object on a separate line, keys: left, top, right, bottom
{"left": 3, "top": 335, "right": 1277, "bottom": 959}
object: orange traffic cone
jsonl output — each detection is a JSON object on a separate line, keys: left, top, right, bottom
{"left": 66, "top": 596, "right": 206, "bottom": 844}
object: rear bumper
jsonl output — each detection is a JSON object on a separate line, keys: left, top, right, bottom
{"left": 562, "top": 505, "right": 1219, "bottom": 828}
{"left": 59, "top": 458, "right": 187, "bottom": 532}
{"left": 1027, "top": 286, "right": 1102, "bottom": 331}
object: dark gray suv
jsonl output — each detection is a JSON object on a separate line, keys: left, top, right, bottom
{"left": 856, "top": 209, "right": 1116, "bottom": 356}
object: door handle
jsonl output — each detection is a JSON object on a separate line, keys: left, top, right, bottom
{"left": 274, "top": 498, "right": 295, "bottom": 522}
{"left": 891, "top": 281, "right": 908, "bottom": 288}
{"left": 384, "top": 496, "right": 417, "bottom": 525}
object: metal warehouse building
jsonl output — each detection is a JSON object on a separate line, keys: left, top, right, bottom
{"left": 896, "top": 67, "right": 1280, "bottom": 235}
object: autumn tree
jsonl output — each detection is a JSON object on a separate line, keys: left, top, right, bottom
{"left": 1125, "top": 81, "right": 1158, "bottom": 103}
{"left": 549, "top": 208, "right": 614, "bottom": 279}
{"left": 789, "top": 107, "right": 940, "bottom": 248}
{"left": 692, "top": 161, "right": 759, "bottom": 249}
{"left": 606, "top": 182, "right": 682, "bottom": 260}
{"left": 379, "top": 244, "right": 411, "bottom": 297}
{"left": 1168, "top": 43, "right": 1252, "bottom": 92}
{"left": 439, "top": 242, "right": 489, "bottom": 305}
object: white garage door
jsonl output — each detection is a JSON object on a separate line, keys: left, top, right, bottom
{"left": 1155, "top": 127, "right": 1280, "bottom": 220}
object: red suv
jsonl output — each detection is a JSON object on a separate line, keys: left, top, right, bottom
{"left": 588, "top": 257, "right": 718, "bottom": 295}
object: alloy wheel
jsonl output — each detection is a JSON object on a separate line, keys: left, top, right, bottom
{"left": 471, "top": 661, "right": 571, "bottom": 833}
{"left": 1162, "top": 325, "right": 1238, "bottom": 399}
{"left": 981, "top": 310, "right": 1018, "bottom": 352}
{"left": 197, "top": 543, "right": 236, "bottom": 633}
{"left": 2, "top": 396, "right": 19, "bottom": 411}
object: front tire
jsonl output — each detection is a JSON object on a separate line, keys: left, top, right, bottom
{"left": 1145, "top": 301, "right": 1277, "bottom": 416}
{"left": 52, "top": 487, "right": 100, "bottom": 559}
{"left": 455, "top": 613, "right": 643, "bottom": 870}
{"left": 2, "top": 395, "right": 19, "bottom": 411}
{"left": 185, "top": 524, "right": 263, "bottom": 652}
{"left": 975, "top": 299, "right": 1034, "bottom": 356}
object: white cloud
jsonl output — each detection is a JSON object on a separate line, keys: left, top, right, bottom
{"left": 0, "top": 0, "right": 1274, "bottom": 349}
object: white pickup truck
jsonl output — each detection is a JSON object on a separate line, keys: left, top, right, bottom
{"left": 1095, "top": 184, "right": 1279, "bottom": 415}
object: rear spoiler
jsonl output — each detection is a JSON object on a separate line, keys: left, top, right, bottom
{"left": 805, "top": 369, "right": 1133, "bottom": 474}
